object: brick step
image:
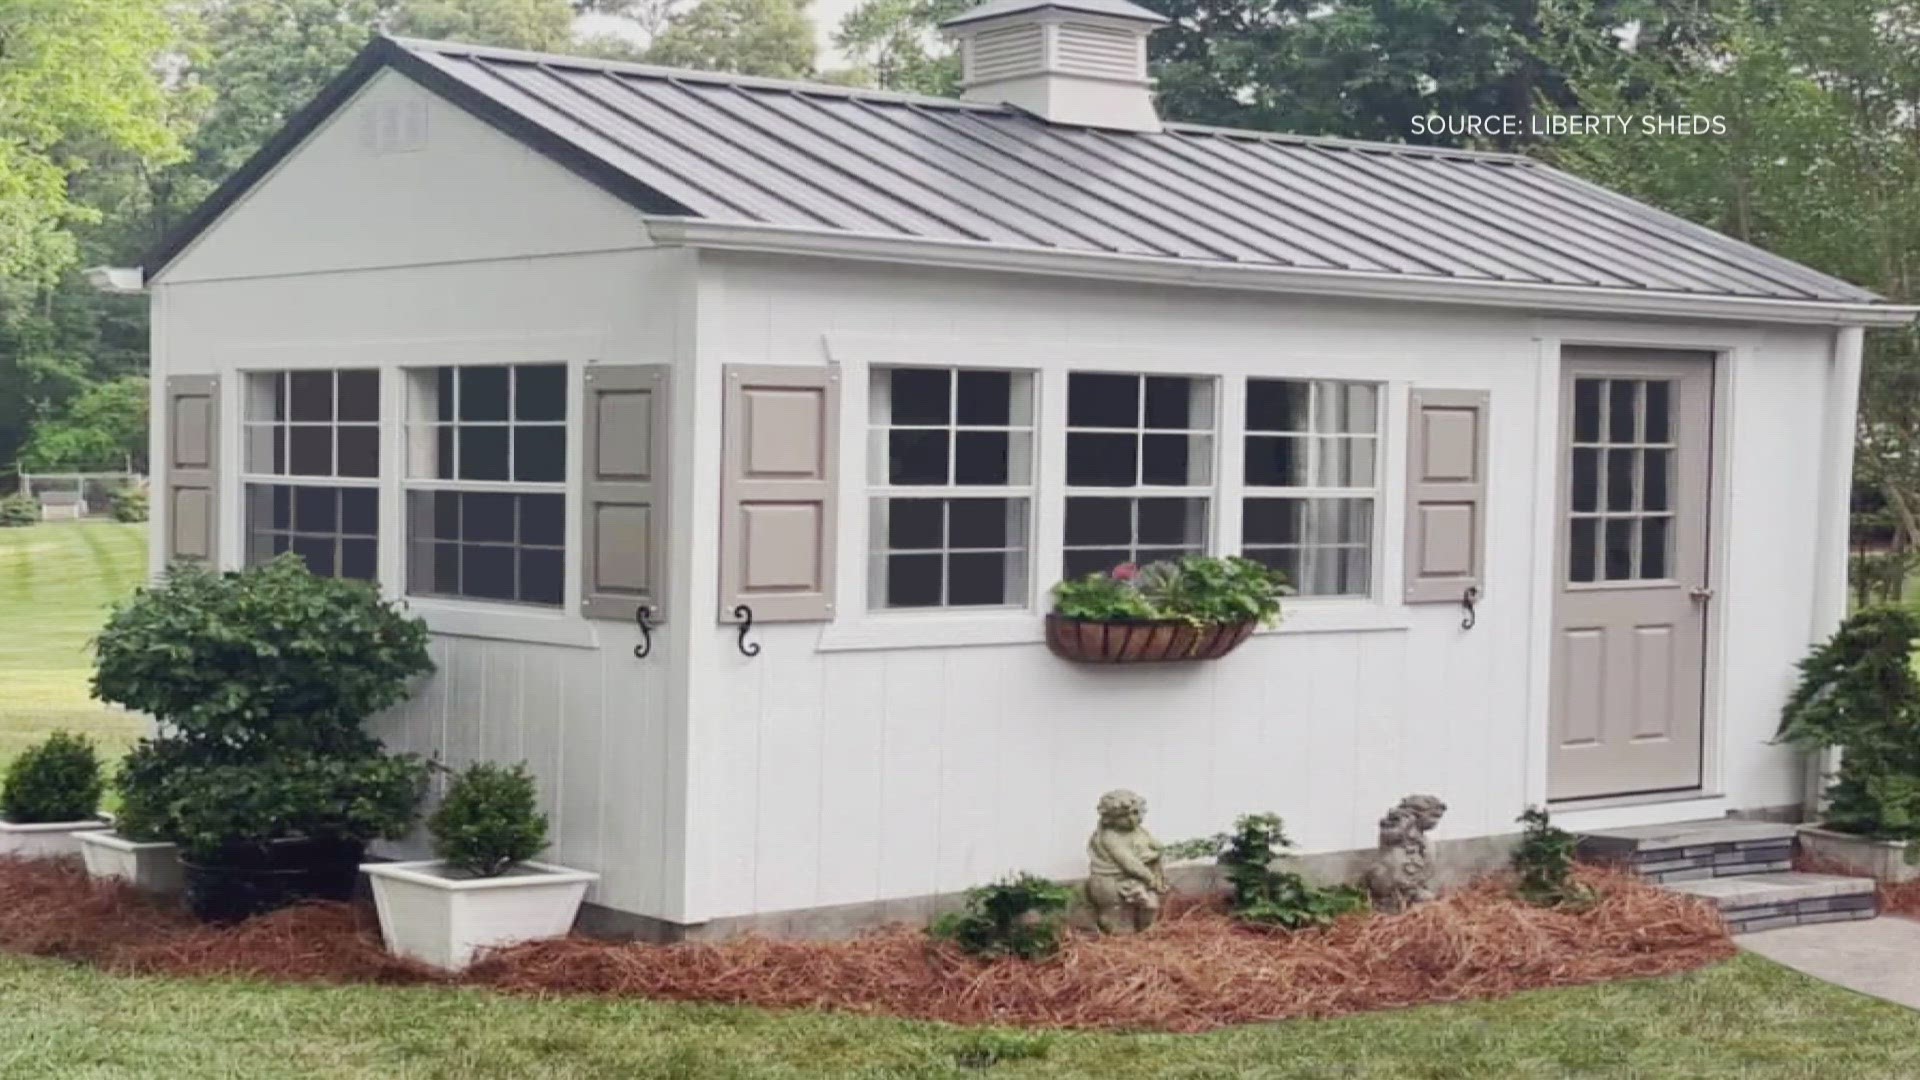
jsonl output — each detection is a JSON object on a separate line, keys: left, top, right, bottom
{"left": 1661, "top": 872, "right": 1878, "bottom": 935}
{"left": 1575, "top": 819, "right": 1796, "bottom": 883}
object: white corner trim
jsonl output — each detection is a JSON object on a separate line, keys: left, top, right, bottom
{"left": 648, "top": 219, "right": 1920, "bottom": 328}
{"left": 405, "top": 599, "right": 602, "bottom": 649}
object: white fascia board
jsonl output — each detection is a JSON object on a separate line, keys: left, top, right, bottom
{"left": 644, "top": 218, "right": 1919, "bottom": 328}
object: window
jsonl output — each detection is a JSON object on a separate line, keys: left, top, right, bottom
{"left": 404, "top": 364, "right": 567, "bottom": 606}
{"left": 241, "top": 370, "right": 380, "bottom": 582}
{"left": 1063, "top": 373, "right": 1214, "bottom": 579}
{"left": 1241, "top": 379, "right": 1379, "bottom": 597}
{"left": 867, "top": 367, "right": 1034, "bottom": 609}
{"left": 1568, "top": 377, "right": 1673, "bottom": 583}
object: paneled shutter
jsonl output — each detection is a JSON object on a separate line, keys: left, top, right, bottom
{"left": 1402, "top": 388, "right": 1489, "bottom": 603}
{"left": 581, "top": 365, "right": 669, "bottom": 620}
{"left": 163, "top": 374, "right": 219, "bottom": 565}
{"left": 718, "top": 364, "right": 840, "bottom": 622}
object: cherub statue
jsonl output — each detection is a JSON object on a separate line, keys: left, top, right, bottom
{"left": 1364, "top": 794, "right": 1448, "bottom": 913}
{"left": 1086, "top": 789, "right": 1170, "bottom": 934}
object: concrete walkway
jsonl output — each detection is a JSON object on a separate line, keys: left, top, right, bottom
{"left": 1739, "top": 916, "right": 1920, "bottom": 1010}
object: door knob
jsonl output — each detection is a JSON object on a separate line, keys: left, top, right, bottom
{"left": 1689, "top": 585, "right": 1714, "bottom": 601}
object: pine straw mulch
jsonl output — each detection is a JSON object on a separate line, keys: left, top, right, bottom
{"left": 0, "top": 857, "right": 1734, "bottom": 1033}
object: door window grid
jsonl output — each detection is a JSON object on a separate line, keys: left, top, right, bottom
{"left": 1241, "top": 379, "right": 1380, "bottom": 597}
{"left": 242, "top": 369, "right": 380, "bottom": 479}
{"left": 867, "top": 367, "right": 1035, "bottom": 610}
{"left": 1063, "top": 373, "right": 1215, "bottom": 579}
{"left": 239, "top": 370, "right": 381, "bottom": 582}
{"left": 403, "top": 364, "right": 569, "bottom": 608}
{"left": 1568, "top": 378, "right": 1675, "bottom": 584}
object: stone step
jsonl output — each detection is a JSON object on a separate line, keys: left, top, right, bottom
{"left": 1662, "top": 871, "right": 1878, "bottom": 935}
{"left": 1576, "top": 819, "right": 1796, "bottom": 883}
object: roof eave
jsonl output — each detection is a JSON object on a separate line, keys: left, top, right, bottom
{"left": 645, "top": 218, "right": 1919, "bottom": 328}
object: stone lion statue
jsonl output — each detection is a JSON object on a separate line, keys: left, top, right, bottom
{"left": 1085, "top": 789, "right": 1169, "bottom": 934}
{"left": 1364, "top": 794, "right": 1448, "bottom": 914}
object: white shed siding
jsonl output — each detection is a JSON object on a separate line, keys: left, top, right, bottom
{"left": 677, "top": 253, "right": 1839, "bottom": 923}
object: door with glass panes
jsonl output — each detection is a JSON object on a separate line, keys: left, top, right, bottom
{"left": 1549, "top": 349, "right": 1714, "bottom": 801}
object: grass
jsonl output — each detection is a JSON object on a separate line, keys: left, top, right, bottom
{"left": 0, "top": 951, "right": 1918, "bottom": 1078}
{"left": 0, "top": 521, "right": 149, "bottom": 766}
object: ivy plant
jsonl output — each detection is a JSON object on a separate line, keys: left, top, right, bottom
{"left": 429, "top": 762, "right": 549, "bottom": 877}
{"left": 2, "top": 732, "right": 103, "bottom": 824}
{"left": 1777, "top": 605, "right": 1920, "bottom": 853}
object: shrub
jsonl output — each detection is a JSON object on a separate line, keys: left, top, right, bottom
{"left": 111, "top": 738, "right": 190, "bottom": 843}
{"left": 108, "top": 484, "right": 148, "bottom": 523}
{"left": 1170, "top": 813, "right": 1367, "bottom": 930}
{"left": 92, "top": 555, "right": 433, "bottom": 752}
{"left": 1051, "top": 556, "right": 1291, "bottom": 627}
{"left": 429, "top": 762, "right": 548, "bottom": 876}
{"left": 2, "top": 732, "right": 103, "bottom": 824}
{"left": 1777, "top": 605, "right": 1920, "bottom": 851}
{"left": 931, "top": 873, "right": 1074, "bottom": 960}
{"left": 158, "top": 750, "right": 429, "bottom": 861}
{"left": 1512, "top": 806, "right": 1592, "bottom": 907}
{"left": 0, "top": 494, "right": 38, "bottom": 528}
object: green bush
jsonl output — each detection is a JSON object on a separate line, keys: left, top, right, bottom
{"left": 2, "top": 732, "right": 103, "bottom": 824}
{"left": 108, "top": 484, "right": 148, "bottom": 523}
{"left": 429, "top": 762, "right": 548, "bottom": 876}
{"left": 1512, "top": 806, "right": 1592, "bottom": 907}
{"left": 111, "top": 738, "right": 191, "bottom": 843}
{"left": 931, "top": 873, "right": 1074, "bottom": 960}
{"left": 155, "top": 750, "right": 428, "bottom": 861}
{"left": 0, "top": 493, "right": 38, "bottom": 528}
{"left": 92, "top": 555, "right": 433, "bottom": 753}
{"left": 1171, "top": 813, "right": 1368, "bottom": 930}
{"left": 1050, "top": 556, "right": 1291, "bottom": 626}
{"left": 1778, "top": 605, "right": 1920, "bottom": 850}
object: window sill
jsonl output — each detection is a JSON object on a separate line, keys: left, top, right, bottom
{"left": 404, "top": 599, "right": 601, "bottom": 649}
{"left": 814, "top": 603, "right": 1410, "bottom": 653}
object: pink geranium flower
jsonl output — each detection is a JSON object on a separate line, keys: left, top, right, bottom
{"left": 1111, "top": 562, "right": 1139, "bottom": 582}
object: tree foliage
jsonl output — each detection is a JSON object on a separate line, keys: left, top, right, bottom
{"left": 646, "top": 0, "right": 816, "bottom": 77}
{"left": 16, "top": 375, "right": 149, "bottom": 471}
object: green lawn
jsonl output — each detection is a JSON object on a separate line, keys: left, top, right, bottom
{"left": 0, "top": 951, "right": 1917, "bottom": 1078}
{"left": 0, "top": 521, "right": 149, "bottom": 765}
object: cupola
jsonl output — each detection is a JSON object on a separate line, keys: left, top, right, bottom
{"left": 940, "top": 0, "right": 1167, "bottom": 133}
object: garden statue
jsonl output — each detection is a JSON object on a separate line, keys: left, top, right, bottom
{"left": 1364, "top": 794, "right": 1448, "bottom": 913}
{"left": 1086, "top": 789, "right": 1169, "bottom": 934}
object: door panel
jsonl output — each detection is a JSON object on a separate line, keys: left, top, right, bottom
{"left": 1549, "top": 350, "right": 1713, "bottom": 801}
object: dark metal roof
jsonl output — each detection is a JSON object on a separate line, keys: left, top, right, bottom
{"left": 148, "top": 36, "right": 1883, "bottom": 306}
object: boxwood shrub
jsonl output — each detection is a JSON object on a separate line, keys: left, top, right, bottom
{"left": 2, "top": 732, "right": 103, "bottom": 824}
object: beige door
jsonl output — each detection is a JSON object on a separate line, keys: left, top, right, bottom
{"left": 1549, "top": 349, "right": 1713, "bottom": 801}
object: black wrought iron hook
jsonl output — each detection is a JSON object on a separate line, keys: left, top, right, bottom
{"left": 1460, "top": 586, "right": 1480, "bottom": 631}
{"left": 633, "top": 605, "right": 655, "bottom": 659}
{"left": 734, "top": 604, "right": 761, "bottom": 657}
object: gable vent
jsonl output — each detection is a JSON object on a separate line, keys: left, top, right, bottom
{"left": 967, "top": 23, "right": 1047, "bottom": 83}
{"left": 1055, "top": 22, "right": 1142, "bottom": 79}
{"left": 360, "top": 99, "right": 428, "bottom": 155}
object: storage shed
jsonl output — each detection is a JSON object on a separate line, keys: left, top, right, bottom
{"left": 140, "top": 5, "right": 1917, "bottom": 937}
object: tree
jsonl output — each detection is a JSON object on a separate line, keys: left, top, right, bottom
{"left": 390, "top": 0, "right": 577, "bottom": 50}
{"left": 16, "top": 376, "right": 150, "bottom": 472}
{"left": 834, "top": 0, "right": 968, "bottom": 94}
{"left": 646, "top": 0, "right": 817, "bottom": 78}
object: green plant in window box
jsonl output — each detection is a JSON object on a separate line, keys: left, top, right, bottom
{"left": 1045, "top": 557, "right": 1290, "bottom": 662}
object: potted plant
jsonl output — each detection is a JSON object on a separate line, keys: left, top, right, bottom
{"left": 1779, "top": 606, "right": 1920, "bottom": 881}
{"left": 78, "top": 740, "right": 186, "bottom": 891}
{"left": 91, "top": 556, "right": 434, "bottom": 921}
{"left": 1045, "top": 556, "right": 1290, "bottom": 663}
{"left": 363, "top": 761, "right": 597, "bottom": 972}
{"left": 0, "top": 732, "right": 108, "bottom": 858}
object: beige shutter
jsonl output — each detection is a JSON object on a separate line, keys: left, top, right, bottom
{"left": 719, "top": 364, "right": 840, "bottom": 622}
{"left": 163, "top": 374, "right": 219, "bottom": 566}
{"left": 1403, "top": 388, "right": 1489, "bottom": 603}
{"left": 581, "top": 365, "right": 669, "bottom": 620}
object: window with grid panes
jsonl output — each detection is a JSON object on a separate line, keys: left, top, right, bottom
{"left": 1240, "top": 379, "right": 1380, "bottom": 597}
{"left": 241, "top": 370, "right": 381, "bottom": 581}
{"left": 867, "top": 367, "right": 1035, "bottom": 609}
{"left": 1568, "top": 377, "right": 1674, "bottom": 583}
{"left": 1062, "top": 373, "right": 1215, "bottom": 579}
{"left": 403, "top": 364, "right": 567, "bottom": 606}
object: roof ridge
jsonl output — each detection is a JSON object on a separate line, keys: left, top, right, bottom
{"left": 386, "top": 36, "right": 1003, "bottom": 113}
{"left": 1162, "top": 121, "right": 1536, "bottom": 164}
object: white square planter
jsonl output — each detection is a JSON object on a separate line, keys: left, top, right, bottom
{"left": 1798, "top": 825, "right": 1920, "bottom": 883}
{"left": 0, "top": 818, "right": 109, "bottom": 860}
{"left": 363, "top": 860, "right": 598, "bottom": 972}
{"left": 78, "top": 830, "right": 185, "bottom": 892}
